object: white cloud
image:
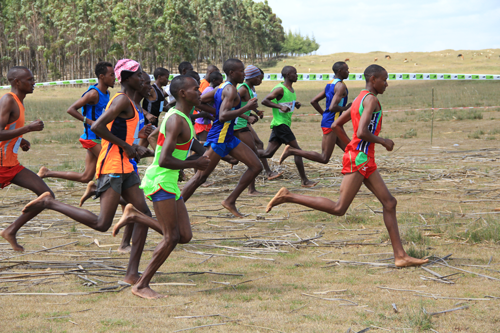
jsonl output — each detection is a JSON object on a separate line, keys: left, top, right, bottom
{"left": 262, "top": 0, "right": 500, "bottom": 54}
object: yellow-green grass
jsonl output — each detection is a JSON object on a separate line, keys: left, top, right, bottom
{"left": 1, "top": 81, "right": 500, "bottom": 332}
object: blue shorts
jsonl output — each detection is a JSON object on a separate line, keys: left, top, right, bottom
{"left": 150, "top": 189, "right": 182, "bottom": 202}
{"left": 204, "top": 136, "right": 241, "bottom": 158}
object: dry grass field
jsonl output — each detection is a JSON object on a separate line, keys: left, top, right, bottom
{"left": 1, "top": 58, "right": 500, "bottom": 332}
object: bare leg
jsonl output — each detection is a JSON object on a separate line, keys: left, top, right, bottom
{"left": 132, "top": 198, "right": 192, "bottom": 299}
{"left": 148, "top": 127, "right": 159, "bottom": 151}
{"left": 287, "top": 139, "right": 317, "bottom": 187}
{"left": 79, "top": 181, "right": 96, "bottom": 207}
{"left": 181, "top": 148, "right": 222, "bottom": 202}
{"left": 114, "top": 204, "right": 163, "bottom": 236}
{"left": 280, "top": 132, "right": 339, "bottom": 164}
{"left": 266, "top": 172, "right": 364, "bottom": 213}
{"left": 234, "top": 129, "right": 263, "bottom": 195}
{"left": 38, "top": 145, "right": 100, "bottom": 183}
{"left": 362, "top": 171, "right": 428, "bottom": 267}
{"left": 0, "top": 169, "right": 55, "bottom": 251}
{"left": 224, "top": 142, "right": 263, "bottom": 216}
{"left": 197, "top": 130, "right": 207, "bottom": 142}
{"left": 249, "top": 125, "right": 279, "bottom": 179}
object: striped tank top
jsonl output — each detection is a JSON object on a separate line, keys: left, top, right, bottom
{"left": 0, "top": 93, "right": 25, "bottom": 167}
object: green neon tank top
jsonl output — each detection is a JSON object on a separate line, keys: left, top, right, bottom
{"left": 234, "top": 82, "right": 256, "bottom": 130}
{"left": 140, "top": 108, "right": 194, "bottom": 200}
{"left": 269, "top": 82, "right": 296, "bottom": 128}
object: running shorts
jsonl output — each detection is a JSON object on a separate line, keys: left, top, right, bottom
{"left": 79, "top": 138, "right": 101, "bottom": 150}
{"left": 150, "top": 189, "right": 183, "bottom": 202}
{"left": 194, "top": 123, "right": 212, "bottom": 135}
{"left": 94, "top": 172, "right": 141, "bottom": 198}
{"left": 342, "top": 150, "right": 377, "bottom": 179}
{"left": 0, "top": 164, "right": 25, "bottom": 189}
{"left": 204, "top": 136, "right": 241, "bottom": 158}
{"left": 322, "top": 127, "right": 333, "bottom": 135}
{"left": 269, "top": 124, "right": 296, "bottom": 144}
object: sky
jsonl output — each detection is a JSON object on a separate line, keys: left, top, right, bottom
{"left": 263, "top": 0, "right": 500, "bottom": 55}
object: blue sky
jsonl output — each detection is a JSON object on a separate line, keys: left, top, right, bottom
{"left": 263, "top": 0, "right": 500, "bottom": 55}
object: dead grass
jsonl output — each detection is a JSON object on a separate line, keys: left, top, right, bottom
{"left": 1, "top": 79, "right": 500, "bottom": 332}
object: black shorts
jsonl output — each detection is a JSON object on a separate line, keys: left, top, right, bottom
{"left": 234, "top": 126, "right": 251, "bottom": 133}
{"left": 269, "top": 124, "right": 296, "bottom": 144}
{"left": 94, "top": 172, "right": 141, "bottom": 198}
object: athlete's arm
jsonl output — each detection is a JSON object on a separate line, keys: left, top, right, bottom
{"left": 357, "top": 95, "right": 393, "bottom": 151}
{"left": 238, "top": 85, "right": 250, "bottom": 102}
{"left": 198, "top": 88, "right": 217, "bottom": 115}
{"left": 159, "top": 115, "right": 210, "bottom": 170}
{"left": 91, "top": 95, "right": 136, "bottom": 158}
{"left": 196, "top": 104, "right": 216, "bottom": 115}
{"left": 219, "top": 85, "right": 258, "bottom": 123}
{"left": 310, "top": 90, "right": 326, "bottom": 115}
{"left": 328, "top": 83, "right": 351, "bottom": 113}
{"left": 0, "top": 95, "right": 44, "bottom": 141}
{"left": 262, "top": 88, "right": 288, "bottom": 112}
{"left": 66, "top": 89, "right": 99, "bottom": 126}
{"left": 331, "top": 109, "right": 352, "bottom": 146}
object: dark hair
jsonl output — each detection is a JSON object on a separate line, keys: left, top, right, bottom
{"left": 95, "top": 62, "right": 113, "bottom": 78}
{"left": 281, "top": 66, "right": 296, "bottom": 77}
{"left": 208, "top": 71, "right": 223, "bottom": 83}
{"left": 222, "top": 58, "right": 243, "bottom": 75}
{"left": 170, "top": 75, "right": 196, "bottom": 100}
{"left": 153, "top": 67, "right": 169, "bottom": 80}
{"left": 178, "top": 61, "right": 193, "bottom": 74}
{"left": 332, "top": 62, "right": 346, "bottom": 74}
{"left": 364, "top": 64, "right": 386, "bottom": 82}
{"left": 185, "top": 70, "right": 200, "bottom": 84}
{"left": 7, "top": 66, "right": 30, "bottom": 83}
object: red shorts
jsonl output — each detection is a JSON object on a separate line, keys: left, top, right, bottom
{"left": 322, "top": 127, "right": 333, "bottom": 135}
{"left": 194, "top": 123, "right": 212, "bottom": 135}
{"left": 79, "top": 138, "right": 100, "bottom": 150}
{"left": 0, "top": 164, "right": 25, "bottom": 189}
{"left": 342, "top": 150, "right": 377, "bottom": 179}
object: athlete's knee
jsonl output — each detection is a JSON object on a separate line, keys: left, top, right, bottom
{"left": 164, "top": 230, "right": 181, "bottom": 246}
{"left": 318, "top": 156, "right": 330, "bottom": 164}
{"left": 81, "top": 174, "right": 94, "bottom": 183}
{"left": 179, "top": 230, "right": 192, "bottom": 244}
{"left": 383, "top": 196, "right": 397, "bottom": 211}
{"left": 94, "top": 224, "right": 110, "bottom": 233}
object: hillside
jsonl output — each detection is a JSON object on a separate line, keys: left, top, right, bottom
{"left": 261, "top": 49, "right": 500, "bottom": 74}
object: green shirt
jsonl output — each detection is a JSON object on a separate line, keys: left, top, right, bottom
{"left": 234, "top": 82, "right": 256, "bottom": 130}
{"left": 269, "top": 82, "right": 296, "bottom": 128}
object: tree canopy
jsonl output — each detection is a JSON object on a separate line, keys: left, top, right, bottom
{"left": 0, "top": 0, "right": 319, "bottom": 83}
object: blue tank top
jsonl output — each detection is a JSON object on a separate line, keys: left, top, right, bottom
{"left": 206, "top": 82, "right": 241, "bottom": 144}
{"left": 321, "top": 78, "right": 348, "bottom": 128}
{"left": 80, "top": 85, "right": 110, "bottom": 140}
{"left": 133, "top": 103, "right": 145, "bottom": 145}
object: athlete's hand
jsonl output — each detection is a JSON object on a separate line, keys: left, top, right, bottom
{"left": 27, "top": 120, "right": 44, "bottom": 132}
{"left": 382, "top": 139, "right": 394, "bottom": 151}
{"left": 279, "top": 105, "right": 291, "bottom": 113}
{"left": 20, "top": 138, "right": 30, "bottom": 151}
{"left": 256, "top": 110, "right": 264, "bottom": 119}
{"left": 246, "top": 98, "right": 258, "bottom": 111}
{"left": 139, "top": 124, "right": 153, "bottom": 139}
{"left": 145, "top": 112, "right": 157, "bottom": 123}
{"left": 248, "top": 114, "right": 259, "bottom": 125}
{"left": 123, "top": 144, "right": 136, "bottom": 159}
{"left": 344, "top": 102, "right": 352, "bottom": 110}
{"left": 137, "top": 147, "right": 155, "bottom": 158}
{"left": 295, "top": 101, "right": 302, "bottom": 109}
{"left": 195, "top": 156, "right": 210, "bottom": 171}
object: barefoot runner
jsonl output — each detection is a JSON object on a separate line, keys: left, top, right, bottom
{"left": 22, "top": 59, "right": 153, "bottom": 284}
{"left": 38, "top": 62, "right": 115, "bottom": 183}
{"left": 258, "top": 66, "right": 317, "bottom": 187}
{"left": 266, "top": 65, "right": 429, "bottom": 268}
{"left": 181, "top": 59, "right": 263, "bottom": 216}
{"left": 0, "top": 66, "right": 52, "bottom": 251}
{"left": 112, "top": 75, "right": 210, "bottom": 299}
{"left": 279, "top": 61, "right": 352, "bottom": 165}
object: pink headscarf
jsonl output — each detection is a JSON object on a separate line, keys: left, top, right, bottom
{"left": 114, "top": 59, "right": 140, "bottom": 82}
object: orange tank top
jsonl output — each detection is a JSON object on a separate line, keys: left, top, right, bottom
{"left": 95, "top": 93, "right": 139, "bottom": 178}
{"left": 0, "top": 92, "right": 25, "bottom": 167}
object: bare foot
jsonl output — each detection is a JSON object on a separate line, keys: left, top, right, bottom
{"left": 267, "top": 171, "right": 284, "bottom": 181}
{"left": 221, "top": 200, "right": 243, "bottom": 218}
{"left": 132, "top": 285, "right": 167, "bottom": 299}
{"left": 248, "top": 189, "right": 265, "bottom": 196}
{"left": 117, "top": 245, "right": 132, "bottom": 254}
{"left": 22, "top": 192, "right": 53, "bottom": 213}
{"left": 0, "top": 229, "right": 24, "bottom": 252}
{"left": 200, "top": 181, "right": 214, "bottom": 187}
{"left": 279, "top": 145, "right": 292, "bottom": 164}
{"left": 123, "top": 274, "right": 141, "bottom": 285}
{"left": 395, "top": 255, "right": 429, "bottom": 267}
{"left": 301, "top": 180, "right": 319, "bottom": 188}
{"left": 266, "top": 187, "right": 291, "bottom": 213}
{"left": 79, "top": 181, "right": 96, "bottom": 207}
{"left": 112, "top": 203, "right": 141, "bottom": 237}
{"left": 37, "top": 166, "right": 49, "bottom": 178}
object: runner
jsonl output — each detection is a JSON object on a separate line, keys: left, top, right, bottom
{"left": 181, "top": 58, "right": 263, "bottom": 217}
{"left": 195, "top": 71, "right": 221, "bottom": 142}
{"left": 0, "top": 66, "right": 52, "bottom": 251}
{"left": 199, "top": 65, "right": 219, "bottom": 92}
{"left": 279, "top": 61, "right": 352, "bottom": 165}
{"left": 112, "top": 75, "right": 210, "bottom": 299}
{"left": 266, "top": 65, "right": 429, "bottom": 268}
{"left": 22, "top": 60, "right": 153, "bottom": 284}
{"left": 258, "top": 66, "right": 317, "bottom": 187}
{"left": 142, "top": 67, "right": 169, "bottom": 127}
{"left": 37, "top": 62, "right": 115, "bottom": 183}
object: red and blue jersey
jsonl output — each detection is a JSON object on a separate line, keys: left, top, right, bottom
{"left": 321, "top": 78, "right": 348, "bottom": 128}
